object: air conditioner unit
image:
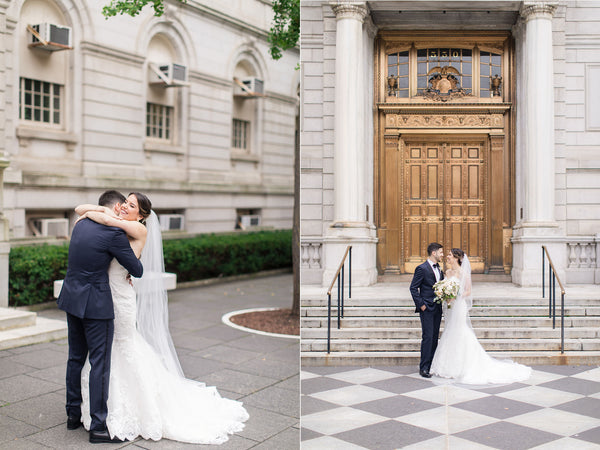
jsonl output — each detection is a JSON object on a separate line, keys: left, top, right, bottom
{"left": 159, "top": 214, "right": 185, "bottom": 231}
{"left": 28, "top": 23, "right": 72, "bottom": 51}
{"left": 237, "top": 77, "right": 264, "bottom": 96}
{"left": 150, "top": 63, "right": 189, "bottom": 87}
{"left": 240, "top": 214, "right": 261, "bottom": 228}
{"left": 32, "top": 218, "right": 69, "bottom": 237}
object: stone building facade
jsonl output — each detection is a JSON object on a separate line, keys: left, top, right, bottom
{"left": 0, "top": 0, "right": 298, "bottom": 240}
{"left": 300, "top": 0, "right": 600, "bottom": 286}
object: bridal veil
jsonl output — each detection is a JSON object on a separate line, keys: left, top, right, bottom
{"left": 134, "top": 211, "right": 184, "bottom": 377}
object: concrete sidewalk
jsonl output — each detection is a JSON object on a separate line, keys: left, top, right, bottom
{"left": 0, "top": 273, "right": 299, "bottom": 449}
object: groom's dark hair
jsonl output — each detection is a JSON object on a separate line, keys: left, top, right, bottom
{"left": 98, "top": 190, "right": 126, "bottom": 208}
{"left": 427, "top": 242, "right": 443, "bottom": 255}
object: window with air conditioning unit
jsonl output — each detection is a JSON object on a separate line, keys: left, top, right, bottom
{"left": 149, "top": 63, "right": 189, "bottom": 87}
{"left": 159, "top": 214, "right": 185, "bottom": 231}
{"left": 236, "top": 209, "right": 261, "bottom": 230}
{"left": 30, "top": 218, "right": 69, "bottom": 237}
{"left": 234, "top": 77, "right": 264, "bottom": 98}
{"left": 27, "top": 23, "right": 72, "bottom": 51}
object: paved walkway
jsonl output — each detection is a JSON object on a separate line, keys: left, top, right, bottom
{"left": 301, "top": 365, "right": 600, "bottom": 449}
{"left": 0, "top": 274, "right": 299, "bottom": 449}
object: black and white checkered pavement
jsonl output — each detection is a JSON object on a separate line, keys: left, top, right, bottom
{"left": 301, "top": 365, "right": 600, "bottom": 449}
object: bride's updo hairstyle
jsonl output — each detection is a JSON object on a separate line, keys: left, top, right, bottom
{"left": 451, "top": 248, "right": 465, "bottom": 266}
{"left": 129, "top": 192, "right": 152, "bottom": 225}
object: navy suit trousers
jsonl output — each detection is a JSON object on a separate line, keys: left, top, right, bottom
{"left": 65, "top": 313, "right": 114, "bottom": 432}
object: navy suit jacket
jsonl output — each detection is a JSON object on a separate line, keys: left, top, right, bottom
{"left": 57, "top": 218, "right": 143, "bottom": 320}
{"left": 409, "top": 261, "right": 444, "bottom": 313}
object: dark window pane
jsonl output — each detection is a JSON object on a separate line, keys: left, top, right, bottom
{"left": 43, "top": 110, "right": 50, "bottom": 122}
{"left": 53, "top": 84, "right": 60, "bottom": 96}
{"left": 417, "top": 49, "right": 427, "bottom": 60}
{"left": 34, "top": 109, "right": 41, "bottom": 121}
{"left": 54, "top": 112, "right": 60, "bottom": 123}
{"left": 34, "top": 80, "right": 41, "bottom": 91}
{"left": 43, "top": 82, "right": 50, "bottom": 94}
{"left": 54, "top": 97, "right": 60, "bottom": 110}
{"left": 463, "top": 49, "right": 472, "bottom": 58}
{"left": 25, "top": 92, "right": 32, "bottom": 104}
{"left": 25, "top": 107, "right": 32, "bottom": 120}
{"left": 43, "top": 95, "right": 50, "bottom": 108}
{"left": 34, "top": 94, "right": 41, "bottom": 107}
{"left": 25, "top": 78, "right": 32, "bottom": 90}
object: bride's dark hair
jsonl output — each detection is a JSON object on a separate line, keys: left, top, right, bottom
{"left": 451, "top": 248, "right": 465, "bottom": 266}
{"left": 129, "top": 192, "right": 152, "bottom": 224}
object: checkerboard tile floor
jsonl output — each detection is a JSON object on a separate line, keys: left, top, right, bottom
{"left": 301, "top": 365, "right": 600, "bottom": 449}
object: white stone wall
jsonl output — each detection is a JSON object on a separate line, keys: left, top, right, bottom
{"left": 0, "top": 0, "right": 298, "bottom": 238}
{"left": 563, "top": 0, "right": 600, "bottom": 237}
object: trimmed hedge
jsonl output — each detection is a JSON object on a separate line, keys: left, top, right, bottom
{"left": 9, "top": 244, "right": 69, "bottom": 307}
{"left": 9, "top": 229, "right": 292, "bottom": 307}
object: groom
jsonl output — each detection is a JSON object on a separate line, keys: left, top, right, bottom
{"left": 410, "top": 242, "right": 444, "bottom": 378}
{"left": 58, "top": 190, "right": 143, "bottom": 443}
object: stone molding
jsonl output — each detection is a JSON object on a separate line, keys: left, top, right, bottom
{"left": 330, "top": 2, "right": 367, "bottom": 22}
{"left": 520, "top": 1, "right": 558, "bottom": 20}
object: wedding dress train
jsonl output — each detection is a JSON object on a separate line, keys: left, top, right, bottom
{"left": 430, "top": 276, "right": 531, "bottom": 385}
{"left": 81, "top": 260, "right": 249, "bottom": 443}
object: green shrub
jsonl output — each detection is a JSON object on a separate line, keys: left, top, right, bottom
{"left": 9, "top": 230, "right": 292, "bottom": 306}
{"left": 9, "top": 244, "right": 69, "bottom": 306}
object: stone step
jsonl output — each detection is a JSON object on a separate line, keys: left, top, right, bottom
{"left": 0, "top": 316, "right": 68, "bottom": 351}
{"left": 301, "top": 297, "right": 600, "bottom": 307}
{"left": 300, "top": 326, "right": 600, "bottom": 340}
{"left": 301, "top": 316, "right": 600, "bottom": 328}
{"left": 301, "top": 351, "right": 600, "bottom": 366}
{"left": 301, "top": 338, "right": 599, "bottom": 352}
{"left": 0, "top": 308, "right": 37, "bottom": 331}
{"left": 302, "top": 305, "right": 600, "bottom": 317}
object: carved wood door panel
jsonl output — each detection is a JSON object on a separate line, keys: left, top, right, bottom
{"left": 402, "top": 139, "right": 487, "bottom": 273}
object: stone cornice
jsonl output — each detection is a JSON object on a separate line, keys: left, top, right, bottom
{"left": 330, "top": 2, "right": 368, "bottom": 22}
{"left": 520, "top": 1, "right": 558, "bottom": 20}
{"left": 80, "top": 41, "right": 145, "bottom": 66}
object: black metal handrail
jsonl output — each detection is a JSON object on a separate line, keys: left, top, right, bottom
{"left": 326, "top": 246, "right": 352, "bottom": 353}
{"left": 542, "top": 245, "right": 566, "bottom": 353}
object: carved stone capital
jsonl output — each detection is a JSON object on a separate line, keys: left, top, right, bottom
{"left": 520, "top": 1, "right": 558, "bottom": 20}
{"left": 330, "top": 2, "right": 368, "bottom": 22}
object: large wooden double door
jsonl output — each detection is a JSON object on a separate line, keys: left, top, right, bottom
{"left": 402, "top": 138, "right": 486, "bottom": 273}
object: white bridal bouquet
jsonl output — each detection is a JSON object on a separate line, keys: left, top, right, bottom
{"left": 433, "top": 278, "right": 460, "bottom": 308}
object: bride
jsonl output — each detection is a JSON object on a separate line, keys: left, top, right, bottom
{"left": 430, "top": 248, "right": 531, "bottom": 384}
{"left": 76, "top": 192, "right": 249, "bottom": 443}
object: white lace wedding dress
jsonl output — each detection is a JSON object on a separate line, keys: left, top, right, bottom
{"left": 430, "top": 275, "right": 531, "bottom": 385}
{"left": 81, "top": 260, "right": 249, "bottom": 443}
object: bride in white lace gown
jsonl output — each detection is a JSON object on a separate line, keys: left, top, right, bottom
{"left": 77, "top": 193, "right": 248, "bottom": 444}
{"left": 431, "top": 248, "right": 531, "bottom": 385}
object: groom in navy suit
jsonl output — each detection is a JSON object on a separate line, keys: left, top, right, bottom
{"left": 58, "top": 190, "right": 143, "bottom": 443}
{"left": 410, "top": 242, "right": 444, "bottom": 378}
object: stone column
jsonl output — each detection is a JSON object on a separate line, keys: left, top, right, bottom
{"left": 322, "top": 1, "right": 378, "bottom": 286}
{"left": 512, "top": 1, "right": 564, "bottom": 286}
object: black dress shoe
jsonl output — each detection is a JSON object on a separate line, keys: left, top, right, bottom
{"left": 67, "top": 415, "right": 82, "bottom": 430}
{"left": 89, "top": 429, "right": 124, "bottom": 444}
{"left": 420, "top": 370, "right": 432, "bottom": 378}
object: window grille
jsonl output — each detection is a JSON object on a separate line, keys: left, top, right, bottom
{"left": 479, "top": 51, "right": 502, "bottom": 98}
{"left": 232, "top": 118, "right": 250, "bottom": 150}
{"left": 19, "top": 78, "right": 62, "bottom": 125}
{"left": 146, "top": 103, "right": 173, "bottom": 140}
